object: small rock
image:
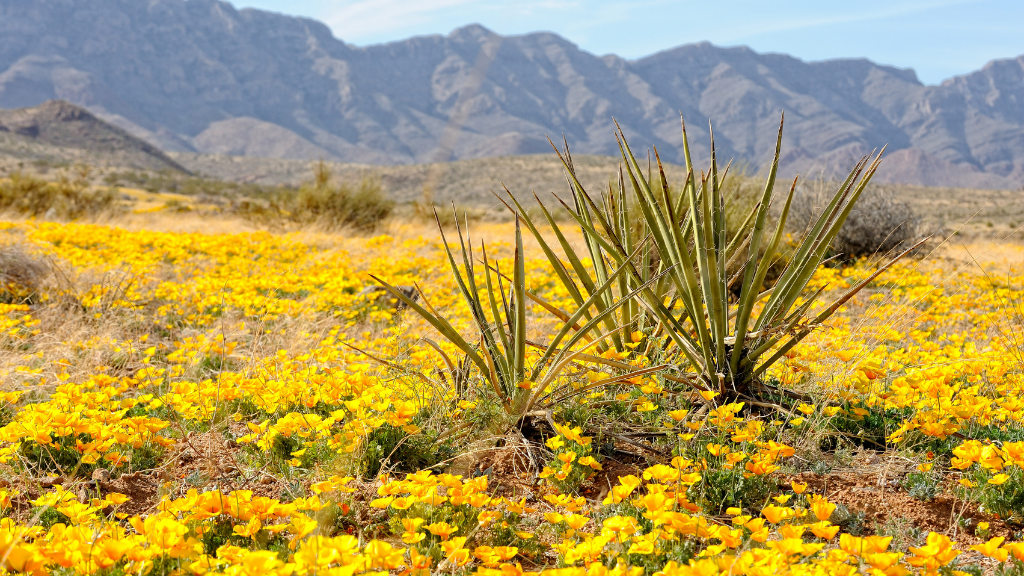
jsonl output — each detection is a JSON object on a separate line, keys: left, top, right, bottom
{"left": 92, "top": 469, "right": 111, "bottom": 482}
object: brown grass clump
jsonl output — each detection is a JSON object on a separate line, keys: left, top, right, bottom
{"left": 0, "top": 240, "right": 50, "bottom": 303}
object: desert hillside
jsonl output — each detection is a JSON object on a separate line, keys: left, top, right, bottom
{"left": 1, "top": 0, "right": 1024, "bottom": 188}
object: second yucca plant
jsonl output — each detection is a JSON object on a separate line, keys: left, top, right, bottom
{"left": 373, "top": 214, "right": 665, "bottom": 422}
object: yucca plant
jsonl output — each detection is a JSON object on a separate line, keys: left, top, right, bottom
{"left": 371, "top": 212, "right": 667, "bottom": 422}
{"left": 496, "top": 144, "right": 758, "bottom": 376}
{"left": 507, "top": 116, "right": 922, "bottom": 404}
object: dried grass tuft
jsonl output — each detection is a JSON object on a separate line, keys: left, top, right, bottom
{"left": 0, "top": 239, "right": 50, "bottom": 302}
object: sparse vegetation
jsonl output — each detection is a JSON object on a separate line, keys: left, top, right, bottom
{"left": 102, "top": 168, "right": 291, "bottom": 198}
{"left": 0, "top": 166, "right": 119, "bottom": 219}
{"left": 235, "top": 161, "right": 393, "bottom": 232}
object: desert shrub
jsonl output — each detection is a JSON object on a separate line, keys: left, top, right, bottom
{"left": 834, "top": 185, "right": 919, "bottom": 258}
{"left": 829, "top": 503, "right": 866, "bottom": 536}
{"left": 902, "top": 470, "right": 940, "bottom": 501}
{"left": 360, "top": 423, "right": 454, "bottom": 479}
{"left": 686, "top": 461, "right": 775, "bottom": 515}
{"left": 236, "top": 161, "right": 392, "bottom": 232}
{"left": 0, "top": 167, "right": 118, "bottom": 219}
{"left": 791, "top": 182, "right": 919, "bottom": 259}
{"left": 103, "top": 168, "right": 289, "bottom": 198}
{"left": 294, "top": 164, "right": 392, "bottom": 231}
{"left": 821, "top": 403, "right": 907, "bottom": 451}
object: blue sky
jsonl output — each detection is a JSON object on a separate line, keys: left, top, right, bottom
{"left": 232, "top": 0, "right": 1024, "bottom": 85}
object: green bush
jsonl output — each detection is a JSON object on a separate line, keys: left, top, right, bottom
{"left": 0, "top": 167, "right": 118, "bottom": 219}
{"left": 960, "top": 466, "right": 1024, "bottom": 525}
{"left": 360, "top": 423, "right": 454, "bottom": 479}
{"left": 237, "top": 161, "right": 393, "bottom": 232}
{"left": 686, "top": 464, "right": 775, "bottom": 516}
{"left": 294, "top": 162, "right": 392, "bottom": 231}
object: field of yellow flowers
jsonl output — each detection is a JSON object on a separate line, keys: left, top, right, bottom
{"left": 1, "top": 216, "right": 1024, "bottom": 576}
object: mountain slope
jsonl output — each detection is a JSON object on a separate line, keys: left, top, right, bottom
{"left": 0, "top": 99, "right": 188, "bottom": 172}
{"left": 0, "top": 0, "right": 1022, "bottom": 188}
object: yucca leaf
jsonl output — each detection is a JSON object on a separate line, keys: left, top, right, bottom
{"left": 533, "top": 269, "right": 671, "bottom": 406}
{"left": 705, "top": 128, "right": 728, "bottom": 366}
{"left": 480, "top": 242, "right": 511, "bottom": 368}
{"left": 420, "top": 337, "right": 459, "bottom": 383}
{"left": 631, "top": 293, "right": 708, "bottom": 377}
{"left": 730, "top": 174, "right": 795, "bottom": 373}
{"left": 528, "top": 240, "right": 656, "bottom": 381}
{"left": 528, "top": 324, "right": 630, "bottom": 409}
{"left": 747, "top": 284, "right": 826, "bottom": 359}
{"left": 688, "top": 171, "right": 720, "bottom": 367}
{"left": 751, "top": 235, "right": 925, "bottom": 379}
{"left": 759, "top": 150, "right": 885, "bottom": 329}
{"left": 619, "top": 132, "right": 710, "bottom": 366}
{"left": 369, "top": 273, "right": 487, "bottom": 374}
{"left": 725, "top": 200, "right": 759, "bottom": 261}
{"left": 513, "top": 217, "right": 527, "bottom": 382}
{"left": 436, "top": 209, "right": 501, "bottom": 362}
{"left": 756, "top": 155, "right": 871, "bottom": 328}
{"left": 550, "top": 193, "right": 621, "bottom": 256}
{"left": 493, "top": 189, "right": 588, "bottom": 310}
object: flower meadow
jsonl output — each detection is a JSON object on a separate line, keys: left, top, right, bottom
{"left": 0, "top": 218, "right": 1024, "bottom": 576}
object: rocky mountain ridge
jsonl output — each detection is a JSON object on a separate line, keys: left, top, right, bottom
{"left": 0, "top": 99, "right": 188, "bottom": 172}
{"left": 1, "top": 0, "right": 1023, "bottom": 188}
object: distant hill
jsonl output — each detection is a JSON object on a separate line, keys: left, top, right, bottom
{"left": 1, "top": 0, "right": 1023, "bottom": 188}
{"left": 0, "top": 100, "right": 188, "bottom": 172}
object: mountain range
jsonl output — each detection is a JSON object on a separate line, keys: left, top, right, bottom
{"left": 1, "top": 0, "right": 1023, "bottom": 189}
